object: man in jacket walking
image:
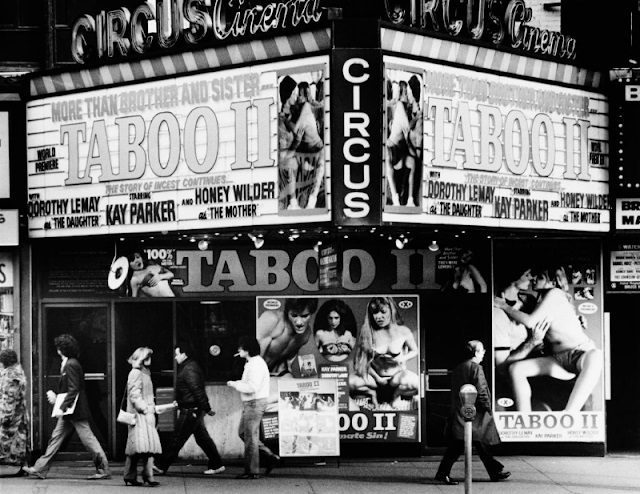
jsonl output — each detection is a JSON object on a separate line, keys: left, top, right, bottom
{"left": 25, "top": 334, "right": 110, "bottom": 480}
{"left": 154, "top": 342, "right": 224, "bottom": 476}
{"left": 435, "top": 340, "right": 510, "bottom": 485}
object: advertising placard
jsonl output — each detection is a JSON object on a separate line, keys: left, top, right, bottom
{"left": 318, "top": 243, "right": 340, "bottom": 289}
{"left": 382, "top": 56, "right": 610, "bottom": 232}
{"left": 257, "top": 295, "right": 420, "bottom": 442}
{"left": 493, "top": 239, "right": 604, "bottom": 442}
{"left": 609, "top": 243, "right": 640, "bottom": 292}
{"left": 26, "top": 57, "right": 330, "bottom": 238}
{"left": 278, "top": 378, "right": 340, "bottom": 457}
{"left": 0, "top": 112, "right": 8, "bottom": 198}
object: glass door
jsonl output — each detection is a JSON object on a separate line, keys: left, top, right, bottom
{"left": 42, "top": 304, "right": 110, "bottom": 458}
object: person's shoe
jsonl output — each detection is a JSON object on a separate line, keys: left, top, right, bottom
{"left": 203, "top": 466, "right": 226, "bottom": 475}
{"left": 124, "top": 479, "right": 142, "bottom": 486}
{"left": 490, "top": 470, "right": 512, "bottom": 482}
{"left": 264, "top": 454, "right": 280, "bottom": 476}
{"left": 235, "top": 473, "right": 260, "bottom": 479}
{"left": 87, "top": 472, "right": 111, "bottom": 480}
{"left": 143, "top": 480, "right": 160, "bottom": 487}
{"left": 24, "top": 467, "right": 46, "bottom": 479}
{"left": 434, "top": 474, "right": 458, "bottom": 485}
{"left": 152, "top": 466, "right": 165, "bottom": 475}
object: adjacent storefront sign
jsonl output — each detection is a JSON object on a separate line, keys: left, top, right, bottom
{"left": 258, "top": 295, "right": 421, "bottom": 443}
{"left": 382, "top": 56, "right": 610, "bottom": 232}
{"left": 0, "top": 210, "right": 19, "bottom": 246}
{"left": 610, "top": 79, "right": 640, "bottom": 195}
{"left": 615, "top": 198, "right": 640, "bottom": 230}
{"left": 26, "top": 57, "right": 330, "bottom": 238}
{"left": 0, "top": 112, "right": 8, "bottom": 198}
{"left": 493, "top": 239, "right": 605, "bottom": 442}
{"left": 0, "top": 253, "right": 13, "bottom": 289}
{"left": 278, "top": 378, "right": 340, "bottom": 456}
{"left": 609, "top": 243, "right": 640, "bottom": 292}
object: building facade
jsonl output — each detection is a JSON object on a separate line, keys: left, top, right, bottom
{"left": 4, "top": 0, "right": 639, "bottom": 460}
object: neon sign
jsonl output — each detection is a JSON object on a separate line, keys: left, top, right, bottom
{"left": 383, "top": 0, "right": 576, "bottom": 61}
{"left": 71, "top": 0, "right": 323, "bottom": 64}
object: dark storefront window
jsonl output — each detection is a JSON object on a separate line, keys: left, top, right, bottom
{"left": 176, "top": 300, "right": 255, "bottom": 382}
{"left": 113, "top": 300, "right": 255, "bottom": 385}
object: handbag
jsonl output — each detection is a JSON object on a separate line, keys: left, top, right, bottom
{"left": 116, "top": 390, "right": 137, "bottom": 426}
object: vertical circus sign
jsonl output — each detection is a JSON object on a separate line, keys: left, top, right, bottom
{"left": 332, "top": 49, "right": 382, "bottom": 225}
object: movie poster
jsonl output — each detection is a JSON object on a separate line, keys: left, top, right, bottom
{"left": 278, "top": 378, "right": 339, "bottom": 457}
{"left": 382, "top": 56, "right": 609, "bottom": 233}
{"left": 257, "top": 295, "right": 421, "bottom": 442}
{"left": 384, "top": 65, "right": 423, "bottom": 211}
{"left": 276, "top": 67, "right": 328, "bottom": 212}
{"left": 492, "top": 239, "right": 605, "bottom": 442}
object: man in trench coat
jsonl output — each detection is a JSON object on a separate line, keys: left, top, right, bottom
{"left": 435, "top": 340, "right": 511, "bottom": 485}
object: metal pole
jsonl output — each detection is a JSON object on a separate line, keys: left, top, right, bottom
{"left": 464, "top": 420, "right": 472, "bottom": 494}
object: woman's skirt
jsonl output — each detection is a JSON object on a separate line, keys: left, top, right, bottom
{"left": 125, "top": 413, "right": 162, "bottom": 456}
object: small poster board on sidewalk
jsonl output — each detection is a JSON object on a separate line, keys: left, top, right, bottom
{"left": 278, "top": 378, "right": 340, "bottom": 457}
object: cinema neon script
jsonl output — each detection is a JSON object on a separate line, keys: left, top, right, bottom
{"left": 383, "top": 0, "right": 577, "bottom": 62}
{"left": 70, "top": 0, "right": 323, "bottom": 64}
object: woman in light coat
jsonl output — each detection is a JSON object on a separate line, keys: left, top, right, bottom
{"left": 123, "top": 347, "right": 162, "bottom": 486}
{"left": 0, "top": 349, "right": 28, "bottom": 477}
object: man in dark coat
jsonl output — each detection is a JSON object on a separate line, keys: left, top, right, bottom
{"left": 154, "top": 342, "right": 224, "bottom": 475}
{"left": 25, "top": 334, "right": 110, "bottom": 480}
{"left": 435, "top": 340, "right": 510, "bottom": 485}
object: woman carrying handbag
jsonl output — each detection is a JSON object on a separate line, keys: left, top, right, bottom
{"left": 123, "top": 347, "right": 162, "bottom": 487}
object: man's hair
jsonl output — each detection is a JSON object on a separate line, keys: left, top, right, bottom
{"left": 284, "top": 297, "right": 318, "bottom": 316}
{"left": 279, "top": 75, "right": 297, "bottom": 103}
{"left": 54, "top": 334, "right": 80, "bottom": 358}
{"left": 175, "top": 340, "right": 195, "bottom": 358}
{"left": 238, "top": 336, "right": 261, "bottom": 357}
{"left": 0, "top": 348, "right": 18, "bottom": 367}
{"left": 464, "top": 340, "right": 483, "bottom": 359}
{"left": 408, "top": 74, "right": 421, "bottom": 101}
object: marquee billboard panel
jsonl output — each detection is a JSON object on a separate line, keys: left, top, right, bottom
{"left": 382, "top": 56, "right": 610, "bottom": 232}
{"left": 26, "top": 57, "right": 331, "bottom": 237}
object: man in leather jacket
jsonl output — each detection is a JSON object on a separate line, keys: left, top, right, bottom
{"left": 154, "top": 342, "right": 224, "bottom": 476}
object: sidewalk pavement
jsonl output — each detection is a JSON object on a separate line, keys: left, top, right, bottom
{"left": 2, "top": 454, "right": 639, "bottom": 493}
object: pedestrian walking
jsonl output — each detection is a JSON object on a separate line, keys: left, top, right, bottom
{"left": 122, "top": 347, "right": 162, "bottom": 487}
{"left": 25, "top": 334, "right": 110, "bottom": 480}
{"left": 435, "top": 340, "right": 510, "bottom": 485}
{"left": 154, "top": 341, "right": 225, "bottom": 476}
{"left": 0, "top": 348, "right": 28, "bottom": 477}
{"left": 227, "top": 336, "right": 280, "bottom": 479}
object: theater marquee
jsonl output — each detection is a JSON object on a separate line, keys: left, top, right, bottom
{"left": 382, "top": 56, "right": 610, "bottom": 232}
{"left": 26, "top": 57, "right": 331, "bottom": 238}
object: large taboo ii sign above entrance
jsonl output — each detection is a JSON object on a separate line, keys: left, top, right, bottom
{"left": 382, "top": 56, "right": 610, "bottom": 232}
{"left": 26, "top": 57, "right": 330, "bottom": 238}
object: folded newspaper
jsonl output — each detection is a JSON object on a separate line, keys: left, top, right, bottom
{"left": 155, "top": 402, "right": 178, "bottom": 414}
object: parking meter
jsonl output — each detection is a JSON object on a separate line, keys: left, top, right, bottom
{"left": 459, "top": 384, "right": 478, "bottom": 421}
{"left": 459, "top": 384, "right": 478, "bottom": 493}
